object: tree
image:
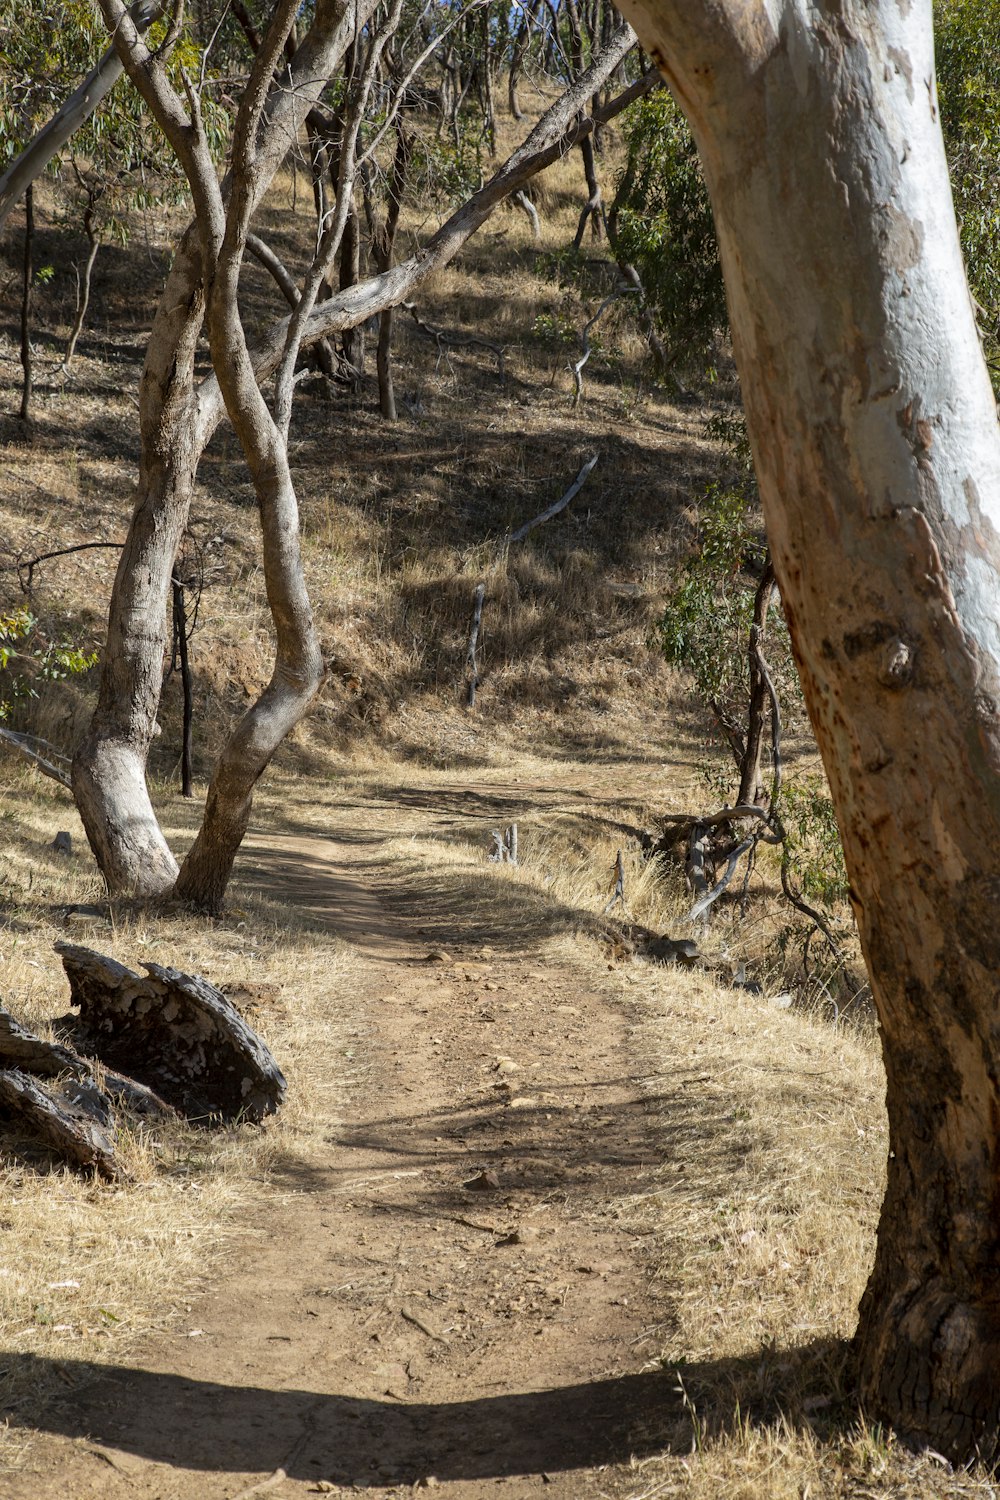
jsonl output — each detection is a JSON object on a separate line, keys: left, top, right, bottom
{"left": 70, "top": 1, "right": 650, "bottom": 909}
{"left": 615, "top": 0, "right": 1000, "bottom": 1463}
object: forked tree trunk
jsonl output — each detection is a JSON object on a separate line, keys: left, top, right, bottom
{"left": 74, "top": 16, "right": 641, "bottom": 906}
{"left": 74, "top": 0, "right": 380, "bottom": 902}
{"left": 618, "top": 0, "right": 1000, "bottom": 1463}
{"left": 72, "top": 227, "right": 205, "bottom": 896}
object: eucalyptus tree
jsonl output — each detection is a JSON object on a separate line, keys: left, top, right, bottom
{"left": 73, "top": 0, "right": 651, "bottom": 909}
{"left": 618, "top": 0, "right": 1000, "bottom": 1464}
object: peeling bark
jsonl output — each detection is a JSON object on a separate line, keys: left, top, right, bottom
{"left": 617, "top": 0, "right": 1000, "bottom": 1462}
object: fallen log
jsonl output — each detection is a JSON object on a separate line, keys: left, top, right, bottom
{"left": 0, "top": 1067, "right": 117, "bottom": 1178}
{"left": 0, "top": 1002, "right": 177, "bottom": 1176}
{"left": 0, "top": 1007, "right": 89, "bottom": 1078}
{"left": 56, "top": 943, "right": 286, "bottom": 1125}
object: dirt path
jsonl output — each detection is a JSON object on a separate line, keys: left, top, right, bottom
{"left": 6, "top": 830, "right": 682, "bottom": 1500}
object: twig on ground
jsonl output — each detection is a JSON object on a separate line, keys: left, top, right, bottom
{"left": 402, "top": 301, "right": 506, "bottom": 381}
{"left": 230, "top": 1469, "right": 290, "bottom": 1500}
{"left": 508, "top": 452, "right": 599, "bottom": 544}
{"left": 400, "top": 1304, "right": 449, "bottom": 1344}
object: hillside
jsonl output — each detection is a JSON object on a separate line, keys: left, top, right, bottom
{"left": 0, "top": 108, "right": 984, "bottom": 1500}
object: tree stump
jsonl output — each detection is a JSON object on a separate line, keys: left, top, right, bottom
{"left": 55, "top": 943, "right": 287, "bottom": 1124}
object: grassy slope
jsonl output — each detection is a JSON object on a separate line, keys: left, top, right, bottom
{"left": 0, "top": 106, "right": 987, "bottom": 1497}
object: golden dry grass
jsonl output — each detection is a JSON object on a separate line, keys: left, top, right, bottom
{"left": 0, "top": 93, "right": 985, "bottom": 1498}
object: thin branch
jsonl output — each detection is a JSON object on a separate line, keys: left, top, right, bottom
{"left": 274, "top": 0, "right": 404, "bottom": 437}
{"left": 193, "top": 28, "right": 651, "bottom": 443}
{"left": 402, "top": 302, "right": 506, "bottom": 380}
{"left": 0, "top": 0, "right": 164, "bottom": 232}
{"left": 0, "top": 729, "right": 73, "bottom": 790}
{"left": 688, "top": 834, "right": 757, "bottom": 922}
{"left": 356, "top": 0, "right": 491, "bottom": 171}
{"left": 571, "top": 289, "right": 634, "bottom": 406}
{"left": 18, "top": 541, "right": 124, "bottom": 593}
{"left": 508, "top": 452, "right": 599, "bottom": 544}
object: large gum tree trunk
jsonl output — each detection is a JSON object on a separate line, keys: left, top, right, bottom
{"left": 618, "top": 0, "right": 1000, "bottom": 1463}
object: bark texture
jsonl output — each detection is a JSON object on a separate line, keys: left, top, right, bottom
{"left": 617, "top": 0, "right": 1000, "bottom": 1462}
{"left": 57, "top": 943, "right": 287, "bottom": 1124}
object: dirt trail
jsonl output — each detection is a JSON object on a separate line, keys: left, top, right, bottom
{"left": 6, "top": 827, "right": 682, "bottom": 1500}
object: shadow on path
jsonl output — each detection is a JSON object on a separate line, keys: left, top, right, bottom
{"left": 5, "top": 1343, "right": 853, "bottom": 1487}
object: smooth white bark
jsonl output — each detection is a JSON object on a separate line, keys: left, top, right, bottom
{"left": 617, "top": 0, "right": 1000, "bottom": 1459}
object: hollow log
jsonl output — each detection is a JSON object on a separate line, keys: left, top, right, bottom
{"left": 56, "top": 943, "right": 286, "bottom": 1125}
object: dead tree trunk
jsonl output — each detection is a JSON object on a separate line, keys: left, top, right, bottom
{"left": 57, "top": 943, "right": 286, "bottom": 1123}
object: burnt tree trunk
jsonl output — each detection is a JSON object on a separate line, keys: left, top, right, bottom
{"left": 57, "top": 943, "right": 286, "bottom": 1124}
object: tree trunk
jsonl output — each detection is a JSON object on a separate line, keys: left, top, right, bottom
{"left": 19, "top": 184, "right": 34, "bottom": 425}
{"left": 76, "top": 11, "right": 640, "bottom": 905}
{"left": 77, "top": 0, "right": 379, "bottom": 902}
{"left": 617, "top": 0, "right": 1000, "bottom": 1462}
{"left": 72, "top": 227, "right": 204, "bottom": 898}
{"left": 63, "top": 197, "right": 101, "bottom": 370}
{"left": 339, "top": 203, "right": 365, "bottom": 386}
{"left": 171, "top": 576, "right": 194, "bottom": 797}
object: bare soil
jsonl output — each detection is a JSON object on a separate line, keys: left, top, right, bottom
{"left": 4, "top": 808, "right": 686, "bottom": 1500}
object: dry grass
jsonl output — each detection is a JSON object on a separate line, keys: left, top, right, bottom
{"left": 0, "top": 90, "right": 981, "bottom": 1498}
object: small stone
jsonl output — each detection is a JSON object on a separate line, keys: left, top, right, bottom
{"left": 495, "top": 1225, "right": 538, "bottom": 1247}
{"left": 463, "top": 1169, "right": 500, "bottom": 1192}
{"left": 62, "top": 904, "right": 108, "bottom": 927}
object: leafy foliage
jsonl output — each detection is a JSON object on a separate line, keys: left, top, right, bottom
{"left": 610, "top": 89, "right": 725, "bottom": 377}
{"left": 0, "top": 0, "right": 228, "bottom": 240}
{"left": 659, "top": 478, "right": 768, "bottom": 720}
{"left": 0, "top": 608, "right": 97, "bottom": 721}
{"left": 613, "top": 5, "right": 1000, "bottom": 382}
{"left": 935, "top": 0, "right": 1000, "bottom": 379}
{"left": 781, "top": 778, "right": 849, "bottom": 906}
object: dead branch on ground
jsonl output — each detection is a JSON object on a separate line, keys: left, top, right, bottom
{"left": 402, "top": 301, "right": 506, "bottom": 381}
{"left": 508, "top": 452, "right": 599, "bottom": 543}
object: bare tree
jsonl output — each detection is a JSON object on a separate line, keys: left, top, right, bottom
{"left": 619, "top": 0, "right": 1000, "bottom": 1463}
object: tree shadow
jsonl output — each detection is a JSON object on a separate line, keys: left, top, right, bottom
{"left": 2, "top": 1339, "right": 857, "bottom": 1486}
